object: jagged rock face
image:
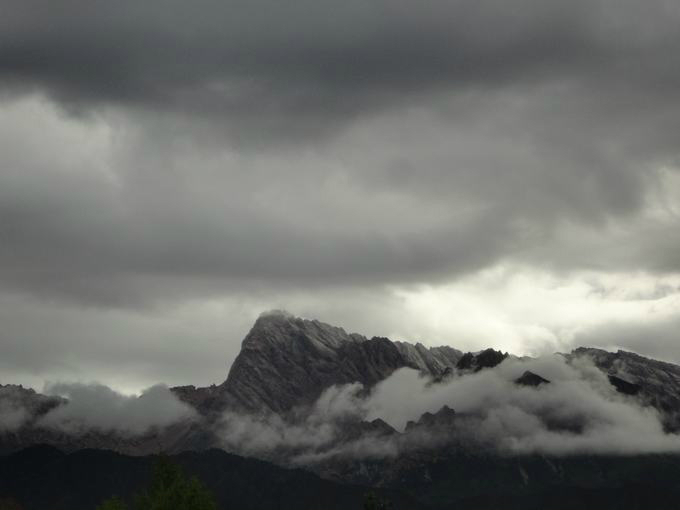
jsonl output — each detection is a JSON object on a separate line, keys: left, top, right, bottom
{"left": 571, "top": 347, "right": 680, "bottom": 432}
{"left": 0, "top": 313, "right": 462, "bottom": 454}
{"left": 393, "top": 342, "right": 462, "bottom": 376}
{"left": 0, "top": 385, "right": 64, "bottom": 425}
{"left": 607, "top": 375, "right": 641, "bottom": 396}
{"left": 6, "top": 312, "right": 680, "bottom": 463}
{"left": 334, "top": 418, "right": 397, "bottom": 444}
{"left": 210, "top": 312, "right": 463, "bottom": 415}
{"left": 171, "top": 385, "right": 220, "bottom": 409}
{"left": 456, "top": 348, "right": 508, "bottom": 372}
{"left": 515, "top": 371, "right": 551, "bottom": 387}
{"left": 405, "top": 405, "right": 458, "bottom": 432}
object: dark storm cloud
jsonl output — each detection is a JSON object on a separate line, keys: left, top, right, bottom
{"left": 1, "top": 0, "right": 680, "bottom": 387}
{"left": 0, "top": 94, "right": 525, "bottom": 307}
{"left": 1, "top": 0, "right": 679, "bottom": 135}
{"left": 0, "top": 84, "right": 677, "bottom": 307}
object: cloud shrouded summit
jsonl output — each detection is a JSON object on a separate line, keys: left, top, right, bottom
{"left": 0, "top": 0, "right": 679, "bottom": 389}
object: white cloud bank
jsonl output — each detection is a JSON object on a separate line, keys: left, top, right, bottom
{"left": 361, "top": 356, "right": 680, "bottom": 455}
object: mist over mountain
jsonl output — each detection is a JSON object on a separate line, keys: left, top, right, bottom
{"left": 3, "top": 312, "right": 680, "bottom": 508}
{"left": 3, "top": 312, "right": 680, "bottom": 479}
{"left": 208, "top": 310, "right": 464, "bottom": 415}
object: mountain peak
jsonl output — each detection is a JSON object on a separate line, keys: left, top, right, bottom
{"left": 214, "top": 313, "right": 463, "bottom": 415}
{"left": 247, "top": 310, "right": 297, "bottom": 337}
{"left": 243, "top": 312, "right": 362, "bottom": 352}
{"left": 456, "top": 348, "right": 508, "bottom": 372}
{"left": 515, "top": 370, "right": 550, "bottom": 387}
{"left": 255, "top": 309, "right": 296, "bottom": 324}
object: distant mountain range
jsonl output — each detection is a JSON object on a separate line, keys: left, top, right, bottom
{"left": 3, "top": 311, "right": 680, "bottom": 509}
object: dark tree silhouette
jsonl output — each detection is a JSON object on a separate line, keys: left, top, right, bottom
{"left": 95, "top": 496, "right": 127, "bottom": 510}
{"left": 0, "top": 498, "right": 25, "bottom": 510}
{"left": 95, "top": 456, "right": 217, "bottom": 510}
{"left": 363, "top": 492, "right": 391, "bottom": 510}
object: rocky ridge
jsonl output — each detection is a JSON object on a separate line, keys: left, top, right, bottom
{"left": 569, "top": 347, "right": 680, "bottom": 431}
{"left": 4, "top": 312, "right": 680, "bottom": 457}
{"left": 198, "top": 311, "right": 464, "bottom": 415}
{"left": 5, "top": 313, "right": 680, "bottom": 509}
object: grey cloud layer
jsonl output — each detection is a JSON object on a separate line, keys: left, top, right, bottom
{"left": 2, "top": 1, "right": 680, "bottom": 304}
{"left": 2, "top": 0, "right": 679, "bottom": 126}
{"left": 1, "top": 0, "right": 680, "bottom": 386}
{"left": 1, "top": 89, "right": 679, "bottom": 307}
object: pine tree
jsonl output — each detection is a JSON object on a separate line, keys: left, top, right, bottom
{"left": 363, "top": 492, "right": 391, "bottom": 510}
{"left": 95, "top": 496, "right": 127, "bottom": 510}
{"left": 95, "top": 456, "right": 217, "bottom": 510}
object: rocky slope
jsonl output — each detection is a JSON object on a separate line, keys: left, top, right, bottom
{"left": 4, "top": 312, "right": 680, "bottom": 458}
{"left": 1, "top": 312, "right": 464, "bottom": 454}
{"left": 0, "top": 385, "right": 64, "bottom": 427}
{"left": 569, "top": 347, "right": 680, "bottom": 432}
{"left": 198, "top": 313, "right": 680, "bottom": 428}
{"left": 4, "top": 312, "right": 680, "bottom": 509}
{"left": 197, "top": 311, "right": 463, "bottom": 415}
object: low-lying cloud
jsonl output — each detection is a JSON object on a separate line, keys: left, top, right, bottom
{"left": 0, "top": 401, "right": 27, "bottom": 432}
{"left": 38, "top": 383, "right": 195, "bottom": 435}
{"left": 216, "top": 355, "right": 680, "bottom": 463}
{"left": 218, "top": 382, "right": 364, "bottom": 457}
{"left": 362, "top": 356, "right": 680, "bottom": 455}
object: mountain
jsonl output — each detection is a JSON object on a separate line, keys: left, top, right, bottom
{"left": 194, "top": 311, "right": 463, "bottom": 415}
{"left": 0, "top": 384, "right": 66, "bottom": 440}
{"left": 514, "top": 370, "right": 551, "bottom": 387}
{"left": 0, "top": 312, "right": 462, "bottom": 454}
{"left": 569, "top": 347, "right": 680, "bottom": 432}
{"left": 455, "top": 348, "right": 508, "bottom": 372}
{"left": 5, "top": 312, "right": 680, "bottom": 450}
{"left": 182, "top": 313, "right": 680, "bottom": 430}
{"left": 0, "top": 384, "right": 205, "bottom": 456}
{"left": 0, "top": 410, "right": 199, "bottom": 457}
{"left": 4, "top": 312, "right": 680, "bottom": 509}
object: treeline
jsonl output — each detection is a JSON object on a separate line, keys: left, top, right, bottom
{"left": 95, "top": 457, "right": 391, "bottom": 510}
{"left": 95, "top": 457, "right": 216, "bottom": 510}
{"left": 0, "top": 456, "right": 391, "bottom": 510}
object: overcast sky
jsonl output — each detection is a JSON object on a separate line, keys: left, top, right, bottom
{"left": 1, "top": 0, "right": 680, "bottom": 393}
